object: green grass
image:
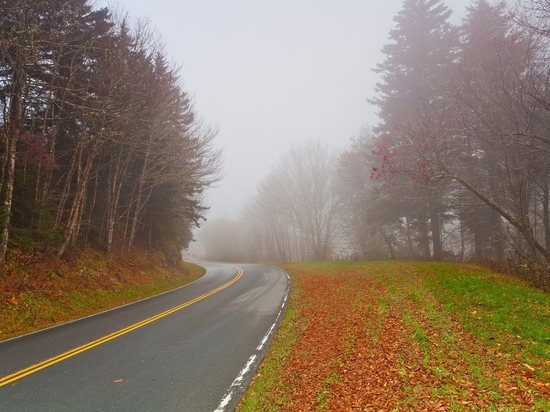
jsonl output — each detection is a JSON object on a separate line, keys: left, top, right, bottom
{"left": 420, "top": 262, "right": 550, "bottom": 365}
{"left": 315, "top": 370, "right": 340, "bottom": 410}
{"left": 238, "top": 274, "right": 307, "bottom": 412}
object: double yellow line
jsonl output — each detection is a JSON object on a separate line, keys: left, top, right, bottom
{"left": 0, "top": 267, "right": 243, "bottom": 387}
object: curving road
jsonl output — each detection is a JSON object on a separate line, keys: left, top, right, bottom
{"left": 0, "top": 261, "right": 290, "bottom": 412}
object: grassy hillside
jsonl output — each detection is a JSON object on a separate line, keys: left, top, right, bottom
{"left": 239, "top": 261, "right": 550, "bottom": 411}
{"left": 0, "top": 248, "right": 204, "bottom": 341}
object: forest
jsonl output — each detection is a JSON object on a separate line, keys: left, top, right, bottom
{"left": 199, "top": 0, "right": 550, "bottom": 288}
{"left": 0, "top": 0, "right": 221, "bottom": 265}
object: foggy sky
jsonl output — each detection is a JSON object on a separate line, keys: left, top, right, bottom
{"left": 98, "top": 0, "right": 474, "bottom": 221}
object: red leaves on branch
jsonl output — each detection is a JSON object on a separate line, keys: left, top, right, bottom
{"left": 369, "top": 131, "right": 439, "bottom": 182}
{"left": 19, "top": 128, "right": 58, "bottom": 172}
{"left": 370, "top": 141, "right": 397, "bottom": 179}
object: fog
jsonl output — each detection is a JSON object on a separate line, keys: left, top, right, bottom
{"left": 99, "top": 0, "right": 473, "bottom": 221}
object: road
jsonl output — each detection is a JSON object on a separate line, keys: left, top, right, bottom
{"left": 0, "top": 262, "right": 290, "bottom": 412}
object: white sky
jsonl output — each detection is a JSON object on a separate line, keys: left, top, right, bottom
{"left": 97, "top": 0, "right": 474, "bottom": 221}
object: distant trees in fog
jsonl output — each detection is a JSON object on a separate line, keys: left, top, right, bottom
{"left": 199, "top": 141, "right": 344, "bottom": 263}
{"left": 0, "top": 1, "right": 221, "bottom": 263}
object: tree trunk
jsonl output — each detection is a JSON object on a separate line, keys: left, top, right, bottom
{"left": 474, "top": 228, "right": 482, "bottom": 259}
{"left": 0, "top": 117, "right": 21, "bottom": 264}
{"left": 126, "top": 148, "right": 151, "bottom": 253}
{"left": 147, "top": 218, "right": 153, "bottom": 252}
{"left": 543, "top": 174, "right": 550, "bottom": 252}
{"left": 126, "top": 182, "right": 146, "bottom": 253}
{"left": 418, "top": 217, "right": 431, "bottom": 259}
{"left": 378, "top": 223, "right": 396, "bottom": 259}
{"left": 54, "top": 147, "right": 80, "bottom": 229}
{"left": 490, "top": 208, "right": 504, "bottom": 261}
{"left": 459, "top": 210, "right": 466, "bottom": 261}
{"left": 105, "top": 150, "right": 129, "bottom": 255}
{"left": 57, "top": 140, "right": 101, "bottom": 256}
{"left": 83, "top": 165, "right": 100, "bottom": 247}
{"left": 405, "top": 215, "right": 415, "bottom": 258}
{"left": 0, "top": 55, "right": 24, "bottom": 265}
{"left": 430, "top": 208, "right": 443, "bottom": 261}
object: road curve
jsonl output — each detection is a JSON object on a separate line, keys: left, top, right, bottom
{"left": 0, "top": 261, "right": 290, "bottom": 412}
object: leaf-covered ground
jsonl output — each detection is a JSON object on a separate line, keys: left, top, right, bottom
{"left": 239, "top": 261, "right": 550, "bottom": 411}
{"left": 0, "top": 247, "right": 203, "bottom": 340}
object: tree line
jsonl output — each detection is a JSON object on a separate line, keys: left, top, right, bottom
{"left": 200, "top": 0, "right": 550, "bottom": 286}
{"left": 200, "top": 140, "right": 343, "bottom": 263}
{"left": 0, "top": 0, "right": 221, "bottom": 264}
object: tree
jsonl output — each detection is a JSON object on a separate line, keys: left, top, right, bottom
{"left": 337, "top": 127, "right": 403, "bottom": 259}
{"left": 369, "top": 0, "right": 457, "bottom": 260}
{"left": 371, "top": 0, "right": 456, "bottom": 133}
{"left": 0, "top": 1, "right": 221, "bottom": 264}
{"left": 0, "top": 0, "right": 113, "bottom": 261}
{"left": 372, "top": 0, "right": 550, "bottom": 272}
{"left": 440, "top": 0, "right": 550, "bottom": 264}
{"left": 210, "top": 140, "right": 345, "bottom": 263}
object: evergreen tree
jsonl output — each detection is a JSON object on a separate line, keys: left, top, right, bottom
{"left": 453, "top": 0, "right": 510, "bottom": 260}
{"left": 369, "top": 0, "right": 456, "bottom": 260}
{"left": 371, "top": 0, "right": 456, "bottom": 134}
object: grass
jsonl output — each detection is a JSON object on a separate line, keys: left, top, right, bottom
{"left": 0, "top": 248, "right": 205, "bottom": 341}
{"left": 413, "top": 262, "right": 550, "bottom": 371}
{"left": 238, "top": 274, "right": 307, "bottom": 411}
{"left": 238, "top": 260, "right": 550, "bottom": 411}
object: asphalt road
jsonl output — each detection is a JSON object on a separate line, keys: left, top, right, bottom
{"left": 0, "top": 261, "right": 290, "bottom": 412}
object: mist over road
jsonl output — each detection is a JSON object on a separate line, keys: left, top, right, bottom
{"left": 0, "top": 262, "right": 290, "bottom": 412}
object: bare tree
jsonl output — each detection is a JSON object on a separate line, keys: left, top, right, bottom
{"left": 251, "top": 140, "right": 344, "bottom": 262}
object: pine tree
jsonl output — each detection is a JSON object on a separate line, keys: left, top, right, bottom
{"left": 369, "top": 0, "right": 456, "bottom": 260}
{"left": 453, "top": 1, "right": 510, "bottom": 260}
{"left": 371, "top": 0, "right": 456, "bottom": 134}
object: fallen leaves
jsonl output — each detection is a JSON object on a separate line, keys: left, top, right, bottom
{"left": 263, "top": 262, "right": 550, "bottom": 411}
{"left": 0, "top": 247, "right": 202, "bottom": 341}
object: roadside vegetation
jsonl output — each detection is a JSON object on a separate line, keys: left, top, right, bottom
{"left": 0, "top": 248, "right": 204, "bottom": 341}
{"left": 1, "top": 0, "right": 215, "bottom": 341}
{"left": 239, "top": 261, "right": 550, "bottom": 411}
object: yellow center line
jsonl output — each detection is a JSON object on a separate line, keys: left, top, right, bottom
{"left": 0, "top": 266, "right": 243, "bottom": 387}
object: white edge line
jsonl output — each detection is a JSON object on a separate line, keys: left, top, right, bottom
{"left": 214, "top": 355, "right": 257, "bottom": 412}
{"left": 214, "top": 268, "right": 291, "bottom": 412}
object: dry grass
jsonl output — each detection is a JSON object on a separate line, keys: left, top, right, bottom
{"left": 0, "top": 247, "right": 204, "bottom": 341}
